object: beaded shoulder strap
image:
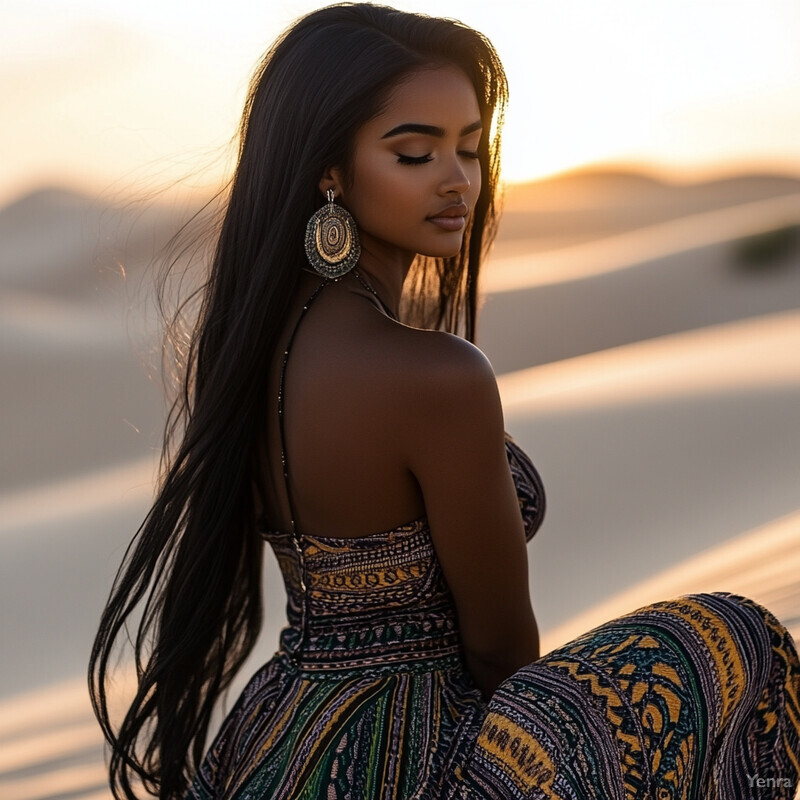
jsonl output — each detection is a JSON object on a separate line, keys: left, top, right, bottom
{"left": 277, "top": 279, "right": 330, "bottom": 537}
{"left": 276, "top": 269, "right": 397, "bottom": 537}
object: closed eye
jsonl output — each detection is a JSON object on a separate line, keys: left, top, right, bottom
{"left": 397, "top": 151, "right": 479, "bottom": 165}
{"left": 396, "top": 153, "right": 433, "bottom": 165}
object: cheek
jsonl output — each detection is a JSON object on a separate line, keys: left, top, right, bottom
{"left": 349, "top": 164, "right": 421, "bottom": 228}
{"left": 347, "top": 159, "right": 389, "bottom": 212}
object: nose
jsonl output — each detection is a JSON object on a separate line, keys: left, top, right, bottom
{"left": 439, "top": 154, "right": 472, "bottom": 196}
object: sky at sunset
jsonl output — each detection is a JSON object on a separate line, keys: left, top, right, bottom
{"left": 2, "top": 0, "right": 799, "bottom": 206}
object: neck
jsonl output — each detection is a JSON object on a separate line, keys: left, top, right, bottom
{"left": 349, "top": 269, "right": 397, "bottom": 321}
{"left": 350, "top": 237, "right": 415, "bottom": 321}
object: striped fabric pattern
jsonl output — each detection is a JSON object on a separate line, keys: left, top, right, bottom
{"left": 185, "top": 440, "right": 800, "bottom": 799}
{"left": 449, "top": 591, "right": 800, "bottom": 800}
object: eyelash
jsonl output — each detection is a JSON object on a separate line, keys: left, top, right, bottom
{"left": 396, "top": 151, "right": 480, "bottom": 165}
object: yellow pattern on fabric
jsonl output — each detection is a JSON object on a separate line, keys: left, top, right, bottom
{"left": 652, "top": 662, "right": 683, "bottom": 687}
{"left": 547, "top": 627, "right": 695, "bottom": 800}
{"left": 311, "top": 564, "right": 427, "bottom": 593}
{"left": 547, "top": 657, "right": 640, "bottom": 741}
{"left": 476, "top": 712, "right": 566, "bottom": 798}
{"left": 253, "top": 681, "right": 312, "bottom": 761}
{"left": 651, "top": 598, "right": 746, "bottom": 727}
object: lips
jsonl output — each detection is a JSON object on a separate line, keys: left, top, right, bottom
{"left": 426, "top": 202, "right": 468, "bottom": 220}
{"left": 426, "top": 202, "right": 468, "bottom": 231}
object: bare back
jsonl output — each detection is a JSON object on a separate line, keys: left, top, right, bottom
{"left": 253, "top": 268, "right": 539, "bottom": 674}
{"left": 253, "top": 271, "right": 427, "bottom": 537}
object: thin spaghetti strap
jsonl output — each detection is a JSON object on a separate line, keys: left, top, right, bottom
{"left": 272, "top": 277, "right": 331, "bottom": 654}
{"left": 277, "top": 278, "right": 330, "bottom": 540}
{"left": 276, "top": 268, "right": 396, "bottom": 549}
{"left": 277, "top": 268, "right": 397, "bottom": 540}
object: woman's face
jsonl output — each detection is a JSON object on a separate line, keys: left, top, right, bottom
{"left": 329, "top": 65, "right": 483, "bottom": 262}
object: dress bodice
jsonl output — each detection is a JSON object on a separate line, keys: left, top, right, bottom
{"left": 258, "top": 433, "right": 545, "bottom": 674}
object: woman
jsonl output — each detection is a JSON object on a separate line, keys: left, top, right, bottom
{"left": 89, "top": 4, "right": 800, "bottom": 799}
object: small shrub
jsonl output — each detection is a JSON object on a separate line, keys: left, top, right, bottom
{"left": 731, "top": 224, "right": 800, "bottom": 273}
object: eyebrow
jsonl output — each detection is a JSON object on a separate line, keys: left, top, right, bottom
{"left": 380, "top": 120, "right": 483, "bottom": 139}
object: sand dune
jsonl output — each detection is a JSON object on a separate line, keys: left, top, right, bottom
{"left": 0, "top": 678, "right": 99, "bottom": 741}
{"left": 2, "top": 764, "right": 108, "bottom": 800}
{"left": 484, "top": 191, "right": 800, "bottom": 292}
{"left": 0, "top": 680, "right": 108, "bottom": 800}
{"left": 0, "top": 290, "right": 147, "bottom": 353}
{"left": 0, "top": 458, "right": 155, "bottom": 534}
{"left": 494, "top": 168, "right": 800, "bottom": 253}
{"left": 541, "top": 508, "right": 800, "bottom": 654}
{"left": 479, "top": 196, "right": 800, "bottom": 373}
{"left": 1, "top": 723, "right": 101, "bottom": 774}
{"left": 497, "top": 308, "right": 800, "bottom": 414}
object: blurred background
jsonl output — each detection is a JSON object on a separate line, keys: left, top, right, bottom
{"left": 1, "top": 1, "right": 799, "bottom": 798}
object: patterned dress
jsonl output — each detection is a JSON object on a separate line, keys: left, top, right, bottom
{"left": 187, "top": 284, "right": 800, "bottom": 800}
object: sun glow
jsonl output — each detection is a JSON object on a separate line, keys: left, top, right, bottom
{"left": 1, "top": 0, "right": 799, "bottom": 207}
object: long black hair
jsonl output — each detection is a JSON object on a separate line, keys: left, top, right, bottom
{"left": 88, "top": 4, "right": 508, "bottom": 798}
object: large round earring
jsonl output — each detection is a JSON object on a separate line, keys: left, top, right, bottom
{"left": 304, "top": 188, "right": 361, "bottom": 279}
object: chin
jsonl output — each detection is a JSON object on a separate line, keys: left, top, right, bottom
{"left": 418, "top": 240, "right": 465, "bottom": 259}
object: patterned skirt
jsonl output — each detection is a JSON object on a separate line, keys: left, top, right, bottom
{"left": 447, "top": 592, "right": 800, "bottom": 800}
{"left": 188, "top": 592, "right": 800, "bottom": 799}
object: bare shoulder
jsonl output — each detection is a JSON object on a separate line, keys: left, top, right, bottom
{"left": 384, "top": 325, "right": 505, "bottom": 463}
{"left": 404, "top": 327, "right": 496, "bottom": 381}
{"left": 377, "top": 324, "right": 501, "bottom": 425}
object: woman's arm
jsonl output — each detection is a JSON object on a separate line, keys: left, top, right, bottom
{"left": 402, "top": 331, "right": 539, "bottom": 699}
{"left": 464, "top": 635, "right": 540, "bottom": 701}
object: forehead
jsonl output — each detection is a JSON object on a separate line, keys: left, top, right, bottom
{"left": 365, "top": 66, "right": 481, "bottom": 135}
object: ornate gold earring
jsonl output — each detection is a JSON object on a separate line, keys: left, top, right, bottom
{"left": 304, "top": 188, "right": 361, "bottom": 278}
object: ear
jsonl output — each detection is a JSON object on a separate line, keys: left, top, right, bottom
{"left": 318, "top": 166, "right": 346, "bottom": 200}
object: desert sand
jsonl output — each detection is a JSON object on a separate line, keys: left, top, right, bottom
{"left": 1, "top": 167, "right": 799, "bottom": 799}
